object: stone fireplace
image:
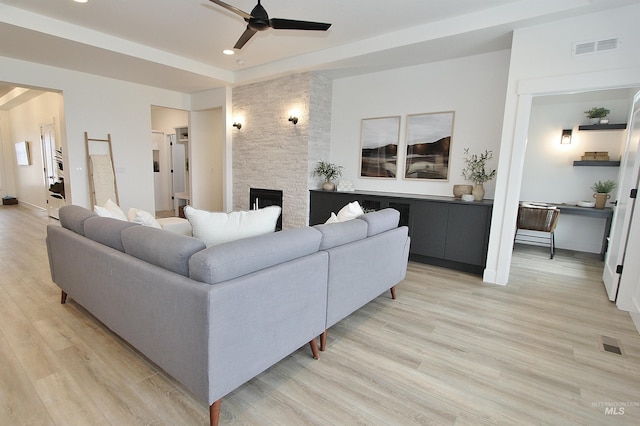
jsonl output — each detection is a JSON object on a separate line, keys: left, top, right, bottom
{"left": 232, "top": 72, "right": 332, "bottom": 228}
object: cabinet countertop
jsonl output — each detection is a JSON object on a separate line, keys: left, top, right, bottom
{"left": 309, "top": 189, "right": 494, "bottom": 206}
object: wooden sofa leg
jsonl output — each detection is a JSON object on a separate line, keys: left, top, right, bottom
{"left": 320, "top": 330, "right": 327, "bottom": 352}
{"left": 210, "top": 400, "right": 221, "bottom": 426}
{"left": 309, "top": 338, "right": 319, "bottom": 359}
{"left": 390, "top": 286, "right": 396, "bottom": 300}
{"left": 61, "top": 291, "right": 67, "bottom": 304}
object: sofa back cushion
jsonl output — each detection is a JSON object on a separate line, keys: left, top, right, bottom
{"left": 313, "top": 219, "right": 368, "bottom": 250}
{"left": 359, "top": 208, "right": 400, "bottom": 236}
{"left": 121, "top": 226, "right": 206, "bottom": 276}
{"left": 189, "top": 227, "right": 322, "bottom": 284}
{"left": 59, "top": 205, "right": 97, "bottom": 236}
{"left": 83, "top": 216, "right": 139, "bottom": 252}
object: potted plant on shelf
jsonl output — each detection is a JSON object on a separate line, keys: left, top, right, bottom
{"left": 312, "top": 160, "right": 343, "bottom": 191}
{"left": 461, "top": 148, "right": 497, "bottom": 201}
{"left": 584, "top": 107, "right": 611, "bottom": 125}
{"left": 591, "top": 179, "right": 616, "bottom": 209}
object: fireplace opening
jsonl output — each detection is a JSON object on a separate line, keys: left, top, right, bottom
{"left": 249, "top": 188, "right": 283, "bottom": 231}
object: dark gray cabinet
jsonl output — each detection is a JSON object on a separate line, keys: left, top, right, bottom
{"left": 309, "top": 190, "right": 492, "bottom": 275}
{"left": 410, "top": 201, "right": 448, "bottom": 258}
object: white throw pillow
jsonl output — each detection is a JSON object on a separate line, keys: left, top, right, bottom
{"left": 127, "top": 208, "right": 162, "bottom": 228}
{"left": 94, "top": 199, "right": 127, "bottom": 221}
{"left": 324, "top": 212, "right": 339, "bottom": 224}
{"left": 184, "top": 205, "right": 281, "bottom": 247}
{"left": 336, "top": 201, "right": 364, "bottom": 222}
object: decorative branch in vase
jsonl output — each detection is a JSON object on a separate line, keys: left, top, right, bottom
{"left": 312, "top": 160, "right": 343, "bottom": 191}
{"left": 461, "top": 148, "right": 497, "bottom": 201}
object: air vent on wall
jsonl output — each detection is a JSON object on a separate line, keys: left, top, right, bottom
{"left": 573, "top": 38, "right": 619, "bottom": 56}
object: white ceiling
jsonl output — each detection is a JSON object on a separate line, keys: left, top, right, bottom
{"left": 1, "top": 0, "right": 640, "bottom": 94}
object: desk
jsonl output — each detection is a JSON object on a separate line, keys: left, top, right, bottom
{"left": 551, "top": 204, "right": 614, "bottom": 258}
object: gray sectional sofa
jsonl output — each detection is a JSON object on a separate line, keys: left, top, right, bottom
{"left": 46, "top": 205, "right": 410, "bottom": 426}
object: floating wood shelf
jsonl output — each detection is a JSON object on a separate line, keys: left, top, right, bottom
{"left": 573, "top": 160, "right": 620, "bottom": 167}
{"left": 578, "top": 123, "right": 627, "bottom": 131}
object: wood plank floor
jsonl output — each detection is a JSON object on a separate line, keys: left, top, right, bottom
{"left": 1, "top": 204, "right": 639, "bottom": 425}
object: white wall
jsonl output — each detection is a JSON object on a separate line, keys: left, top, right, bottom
{"left": 0, "top": 110, "right": 16, "bottom": 197}
{"left": 1, "top": 56, "right": 191, "bottom": 214}
{"left": 486, "top": 4, "right": 640, "bottom": 284}
{"left": 150, "top": 106, "right": 188, "bottom": 136}
{"left": 330, "top": 49, "right": 510, "bottom": 198}
{"left": 521, "top": 89, "right": 633, "bottom": 252}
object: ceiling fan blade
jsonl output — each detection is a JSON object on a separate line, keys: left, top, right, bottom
{"left": 208, "top": 0, "right": 252, "bottom": 20}
{"left": 269, "top": 18, "right": 331, "bottom": 31}
{"left": 234, "top": 27, "right": 257, "bottom": 49}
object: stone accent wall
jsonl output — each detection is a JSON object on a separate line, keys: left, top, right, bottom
{"left": 232, "top": 72, "right": 332, "bottom": 228}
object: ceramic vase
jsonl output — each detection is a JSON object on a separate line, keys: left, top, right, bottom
{"left": 453, "top": 184, "right": 473, "bottom": 198}
{"left": 593, "top": 192, "right": 610, "bottom": 209}
{"left": 322, "top": 181, "right": 336, "bottom": 191}
{"left": 472, "top": 184, "right": 485, "bottom": 201}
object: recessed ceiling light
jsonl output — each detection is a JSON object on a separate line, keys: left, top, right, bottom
{"left": 222, "top": 49, "right": 235, "bottom": 56}
{"left": 74, "top": 0, "right": 89, "bottom": 3}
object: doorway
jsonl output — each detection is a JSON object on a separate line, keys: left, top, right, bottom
{"left": 150, "top": 106, "right": 189, "bottom": 217}
{"left": 40, "top": 122, "right": 65, "bottom": 218}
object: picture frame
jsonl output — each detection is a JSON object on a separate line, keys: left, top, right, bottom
{"left": 359, "top": 116, "right": 401, "bottom": 179}
{"left": 15, "top": 141, "right": 31, "bottom": 166}
{"left": 404, "top": 111, "right": 454, "bottom": 180}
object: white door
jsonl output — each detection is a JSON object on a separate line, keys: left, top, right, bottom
{"left": 616, "top": 171, "right": 640, "bottom": 313}
{"left": 40, "top": 123, "right": 62, "bottom": 218}
{"left": 603, "top": 90, "right": 640, "bottom": 300}
{"left": 170, "top": 133, "right": 186, "bottom": 214}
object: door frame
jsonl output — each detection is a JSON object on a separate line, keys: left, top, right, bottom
{"left": 484, "top": 69, "right": 640, "bottom": 286}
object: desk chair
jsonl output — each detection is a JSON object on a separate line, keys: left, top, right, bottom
{"left": 514, "top": 204, "right": 560, "bottom": 259}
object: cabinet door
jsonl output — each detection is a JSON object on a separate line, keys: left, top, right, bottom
{"left": 410, "top": 201, "right": 449, "bottom": 258}
{"left": 309, "top": 191, "right": 359, "bottom": 225}
{"left": 444, "top": 203, "right": 491, "bottom": 266}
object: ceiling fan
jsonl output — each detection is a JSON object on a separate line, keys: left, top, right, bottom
{"left": 209, "top": 0, "right": 332, "bottom": 49}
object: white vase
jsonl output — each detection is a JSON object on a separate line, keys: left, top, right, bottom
{"left": 472, "top": 184, "right": 485, "bottom": 201}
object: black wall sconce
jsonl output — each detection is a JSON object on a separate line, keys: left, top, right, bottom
{"left": 288, "top": 116, "right": 298, "bottom": 125}
{"left": 560, "top": 128, "right": 572, "bottom": 144}
{"left": 233, "top": 122, "right": 242, "bottom": 130}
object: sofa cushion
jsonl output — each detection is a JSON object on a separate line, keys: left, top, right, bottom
{"left": 94, "top": 199, "right": 127, "bottom": 221}
{"left": 184, "top": 205, "right": 281, "bottom": 247}
{"left": 59, "top": 205, "right": 97, "bottom": 236}
{"left": 127, "top": 208, "right": 162, "bottom": 228}
{"left": 359, "top": 208, "right": 400, "bottom": 236}
{"left": 121, "top": 226, "right": 206, "bottom": 276}
{"left": 189, "top": 227, "right": 322, "bottom": 284}
{"left": 157, "top": 217, "right": 193, "bottom": 236}
{"left": 83, "top": 216, "right": 139, "bottom": 252}
{"left": 313, "top": 219, "right": 368, "bottom": 250}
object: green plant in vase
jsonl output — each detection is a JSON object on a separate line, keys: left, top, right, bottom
{"left": 312, "top": 160, "right": 343, "bottom": 191}
{"left": 591, "top": 179, "right": 615, "bottom": 209}
{"left": 461, "top": 148, "right": 497, "bottom": 201}
{"left": 584, "top": 107, "right": 610, "bottom": 124}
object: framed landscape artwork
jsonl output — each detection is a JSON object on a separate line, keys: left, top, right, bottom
{"left": 404, "top": 111, "right": 454, "bottom": 180}
{"left": 359, "top": 116, "right": 401, "bottom": 179}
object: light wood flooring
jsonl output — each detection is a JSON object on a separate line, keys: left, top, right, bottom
{"left": 1, "top": 204, "right": 639, "bottom": 425}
